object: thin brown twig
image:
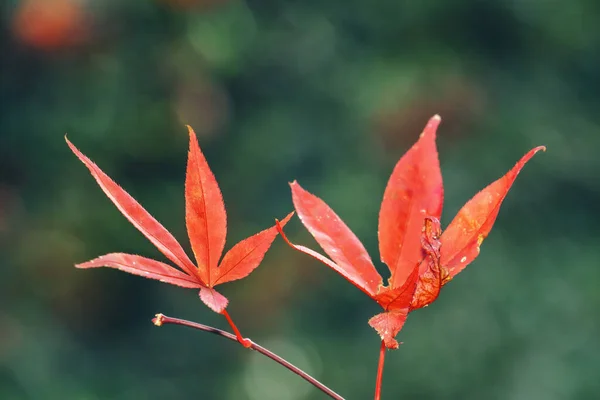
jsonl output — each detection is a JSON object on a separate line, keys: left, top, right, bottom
{"left": 152, "top": 313, "right": 345, "bottom": 400}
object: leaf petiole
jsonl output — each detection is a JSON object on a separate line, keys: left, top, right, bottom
{"left": 221, "top": 309, "right": 252, "bottom": 348}
{"left": 374, "top": 339, "right": 386, "bottom": 400}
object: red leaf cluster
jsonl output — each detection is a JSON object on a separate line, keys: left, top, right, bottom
{"left": 66, "top": 126, "right": 292, "bottom": 314}
{"left": 277, "top": 115, "right": 544, "bottom": 348}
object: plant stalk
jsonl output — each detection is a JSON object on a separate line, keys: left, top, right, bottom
{"left": 152, "top": 313, "right": 345, "bottom": 400}
{"left": 374, "top": 340, "right": 386, "bottom": 400}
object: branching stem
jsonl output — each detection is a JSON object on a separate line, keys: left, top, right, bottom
{"left": 152, "top": 313, "right": 345, "bottom": 400}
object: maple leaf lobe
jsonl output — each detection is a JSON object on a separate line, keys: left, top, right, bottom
{"left": 185, "top": 125, "right": 227, "bottom": 281}
{"left": 440, "top": 145, "right": 545, "bottom": 278}
{"left": 65, "top": 136, "right": 200, "bottom": 277}
{"left": 378, "top": 114, "right": 444, "bottom": 290}
{"left": 211, "top": 211, "right": 294, "bottom": 286}
{"left": 290, "top": 180, "right": 383, "bottom": 296}
{"left": 76, "top": 253, "right": 202, "bottom": 289}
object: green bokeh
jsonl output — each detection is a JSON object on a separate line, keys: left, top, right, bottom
{"left": 1, "top": 1, "right": 599, "bottom": 399}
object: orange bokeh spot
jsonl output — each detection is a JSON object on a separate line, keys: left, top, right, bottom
{"left": 12, "top": 0, "right": 87, "bottom": 50}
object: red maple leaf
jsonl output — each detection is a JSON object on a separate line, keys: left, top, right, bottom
{"left": 277, "top": 115, "right": 544, "bottom": 349}
{"left": 66, "top": 126, "right": 292, "bottom": 345}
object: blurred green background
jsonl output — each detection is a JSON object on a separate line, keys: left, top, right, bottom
{"left": 1, "top": 0, "right": 599, "bottom": 399}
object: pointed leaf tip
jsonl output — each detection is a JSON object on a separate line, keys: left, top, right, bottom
{"left": 275, "top": 211, "right": 295, "bottom": 225}
{"left": 277, "top": 211, "right": 295, "bottom": 226}
{"left": 422, "top": 114, "right": 442, "bottom": 138}
{"left": 185, "top": 125, "right": 196, "bottom": 137}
